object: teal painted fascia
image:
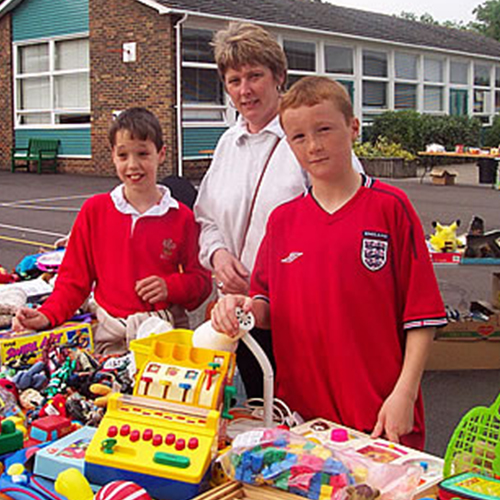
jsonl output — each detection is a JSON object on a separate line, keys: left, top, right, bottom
{"left": 15, "top": 128, "right": 91, "bottom": 156}
{"left": 13, "top": 0, "right": 88, "bottom": 41}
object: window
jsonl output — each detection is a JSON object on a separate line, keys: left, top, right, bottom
{"left": 496, "top": 66, "right": 500, "bottom": 88}
{"left": 284, "top": 40, "right": 316, "bottom": 72}
{"left": 181, "top": 27, "right": 225, "bottom": 123}
{"left": 363, "top": 81, "right": 387, "bottom": 109}
{"left": 15, "top": 37, "right": 90, "bottom": 126}
{"left": 395, "top": 53, "right": 417, "bottom": 80}
{"left": 496, "top": 91, "right": 500, "bottom": 113}
{"left": 424, "top": 57, "right": 443, "bottom": 82}
{"left": 450, "top": 61, "right": 468, "bottom": 85}
{"left": 424, "top": 86, "right": 443, "bottom": 112}
{"left": 182, "top": 68, "right": 223, "bottom": 104}
{"left": 474, "top": 89, "right": 491, "bottom": 113}
{"left": 395, "top": 84, "right": 417, "bottom": 109}
{"left": 363, "top": 50, "right": 387, "bottom": 77}
{"left": 182, "top": 28, "right": 214, "bottom": 63}
{"left": 325, "top": 45, "right": 353, "bottom": 75}
{"left": 474, "top": 63, "right": 491, "bottom": 87}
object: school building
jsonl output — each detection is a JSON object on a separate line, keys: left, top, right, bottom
{"left": 1, "top": 0, "right": 500, "bottom": 178}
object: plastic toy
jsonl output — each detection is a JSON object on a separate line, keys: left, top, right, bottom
{"left": 439, "top": 471, "right": 500, "bottom": 499}
{"left": 12, "top": 361, "right": 48, "bottom": 391}
{"left": 55, "top": 468, "right": 152, "bottom": 500}
{"left": 293, "top": 418, "right": 443, "bottom": 497}
{"left": 0, "top": 322, "right": 93, "bottom": 367}
{"left": 25, "top": 415, "right": 74, "bottom": 448}
{"left": 0, "top": 421, "right": 23, "bottom": 456}
{"left": 34, "top": 426, "right": 96, "bottom": 481}
{"left": 219, "top": 427, "right": 389, "bottom": 500}
{"left": 55, "top": 468, "right": 93, "bottom": 500}
{"left": 94, "top": 481, "right": 152, "bottom": 500}
{"left": 464, "top": 216, "right": 500, "bottom": 258}
{"left": 443, "top": 392, "right": 500, "bottom": 478}
{"left": 429, "top": 220, "right": 464, "bottom": 253}
{"left": 84, "top": 329, "right": 237, "bottom": 500}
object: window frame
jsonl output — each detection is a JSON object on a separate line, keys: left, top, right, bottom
{"left": 13, "top": 33, "right": 90, "bottom": 129}
{"left": 181, "top": 26, "right": 230, "bottom": 127}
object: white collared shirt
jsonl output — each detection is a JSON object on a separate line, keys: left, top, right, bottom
{"left": 111, "top": 184, "right": 179, "bottom": 234}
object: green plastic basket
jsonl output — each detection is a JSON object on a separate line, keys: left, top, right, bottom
{"left": 443, "top": 393, "right": 500, "bottom": 478}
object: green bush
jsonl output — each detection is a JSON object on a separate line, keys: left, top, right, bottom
{"left": 369, "top": 111, "right": 482, "bottom": 153}
{"left": 353, "top": 136, "right": 415, "bottom": 161}
{"left": 483, "top": 115, "right": 500, "bottom": 147}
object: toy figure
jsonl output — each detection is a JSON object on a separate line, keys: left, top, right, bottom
{"left": 429, "top": 220, "right": 464, "bottom": 253}
{"left": 464, "top": 215, "right": 500, "bottom": 258}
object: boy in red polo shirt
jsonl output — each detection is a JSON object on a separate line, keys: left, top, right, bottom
{"left": 211, "top": 77, "right": 446, "bottom": 450}
{"left": 14, "top": 108, "right": 212, "bottom": 354}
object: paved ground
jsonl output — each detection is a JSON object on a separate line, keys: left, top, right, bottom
{"left": 1, "top": 165, "right": 500, "bottom": 456}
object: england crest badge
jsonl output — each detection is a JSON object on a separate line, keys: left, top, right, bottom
{"left": 361, "top": 231, "right": 389, "bottom": 271}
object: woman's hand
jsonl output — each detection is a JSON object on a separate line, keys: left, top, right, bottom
{"left": 211, "top": 294, "right": 253, "bottom": 337}
{"left": 371, "top": 389, "right": 415, "bottom": 443}
{"left": 136, "top": 276, "right": 168, "bottom": 304}
{"left": 13, "top": 307, "right": 50, "bottom": 332}
{"left": 212, "top": 249, "right": 250, "bottom": 295}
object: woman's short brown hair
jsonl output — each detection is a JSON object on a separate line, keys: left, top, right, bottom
{"left": 212, "top": 22, "right": 287, "bottom": 84}
{"left": 280, "top": 76, "right": 354, "bottom": 124}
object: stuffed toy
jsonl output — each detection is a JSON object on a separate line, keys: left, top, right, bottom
{"left": 464, "top": 215, "right": 500, "bottom": 258}
{"left": 429, "top": 220, "right": 465, "bottom": 253}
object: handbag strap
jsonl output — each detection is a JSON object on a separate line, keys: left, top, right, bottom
{"left": 238, "top": 136, "right": 281, "bottom": 260}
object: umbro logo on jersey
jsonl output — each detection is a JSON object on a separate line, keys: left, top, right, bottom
{"left": 361, "top": 231, "right": 389, "bottom": 271}
{"left": 281, "top": 251, "right": 303, "bottom": 263}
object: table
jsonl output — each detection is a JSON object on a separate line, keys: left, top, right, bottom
{"left": 418, "top": 151, "right": 500, "bottom": 186}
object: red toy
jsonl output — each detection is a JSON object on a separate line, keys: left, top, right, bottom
{"left": 95, "top": 481, "right": 152, "bottom": 500}
{"left": 25, "top": 415, "right": 73, "bottom": 447}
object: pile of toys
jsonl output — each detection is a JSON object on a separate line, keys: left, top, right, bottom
{"left": 220, "top": 427, "right": 423, "bottom": 500}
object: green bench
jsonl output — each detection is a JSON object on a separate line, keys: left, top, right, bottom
{"left": 11, "top": 138, "right": 60, "bottom": 174}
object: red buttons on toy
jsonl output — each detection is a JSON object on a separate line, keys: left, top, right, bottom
{"left": 165, "top": 433, "right": 176, "bottom": 445}
{"left": 152, "top": 434, "right": 163, "bottom": 446}
{"left": 130, "top": 430, "right": 140, "bottom": 442}
{"left": 107, "top": 426, "right": 118, "bottom": 438}
{"left": 120, "top": 425, "right": 131, "bottom": 436}
{"left": 175, "top": 439, "right": 186, "bottom": 451}
{"left": 188, "top": 437, "right": 199, "bottom": 450}
{"left": 143, "top": 429, "right": 153, "bottom": 441}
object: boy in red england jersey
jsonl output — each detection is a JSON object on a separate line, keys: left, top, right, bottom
{"left": 14, "top": 108, "right": 212, "bottom": 354}
{"left": 211, "top": 77, "right": 446, "bottom": 450}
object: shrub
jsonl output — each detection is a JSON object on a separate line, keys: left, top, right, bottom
{"left": 369, "top": 111, "right": 482, "bottom": 153}
{"left": 483, "top": 115, "right": 500, "bottom": 147}
{"left": 353, "top": 136, "right": 415, "bottom": 161}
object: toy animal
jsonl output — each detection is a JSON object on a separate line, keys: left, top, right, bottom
{"left": 464, "top": 215, "right": 500, "bottom": 258}
{"left": 429, "top": 220, "right": 464, "bottom": 253}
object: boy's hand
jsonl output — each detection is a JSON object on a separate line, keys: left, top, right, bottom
{"left": 371, "top": 390, "right": 415, "bottom": 443}
{"left": 13, "top": 307, "right": 50, "bottom": 332}
{"left": 211, "top": 294, "right": 253, "bottom": 337}
{"left": 212, "top": 249, "right": 249, "bottom": 295}
{"left": 135, "top": 276, "right": 168, "bottom": 304}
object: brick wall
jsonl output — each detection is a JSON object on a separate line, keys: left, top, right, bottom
{"left": 183, "top": 159, "right": 211, "bottom": 182}
{"left": 0, "top": 14, "right": 13, "bottom": 172}
{"left": 89, "top": 0, "right": 178, "bottom": 177}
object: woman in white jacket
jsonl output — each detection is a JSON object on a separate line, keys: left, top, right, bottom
{"left": 194, "top": 22, "right": 363, "bottom": 398}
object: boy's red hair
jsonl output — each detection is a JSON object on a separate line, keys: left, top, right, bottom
{"left": 280, "top": 76, "right": 353, "bottom": 124}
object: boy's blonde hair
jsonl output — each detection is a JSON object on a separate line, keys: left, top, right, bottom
{"left": 212, "top": 22, "right": 287, "bottom": 85}
{"left": 280, "top": 76, "right": 354, "bottom": 124}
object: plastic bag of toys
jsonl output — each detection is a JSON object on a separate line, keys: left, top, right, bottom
{"left": 219, "top": 428, "right": 421, "bottom": 500}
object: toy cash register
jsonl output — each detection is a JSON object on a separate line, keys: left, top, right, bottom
{"left": 84, "top": 330, "right": 236, "bottom": 500}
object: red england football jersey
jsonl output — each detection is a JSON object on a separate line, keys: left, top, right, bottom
{"left": 251, "top": 175, "right": 446, "bottom": 449}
